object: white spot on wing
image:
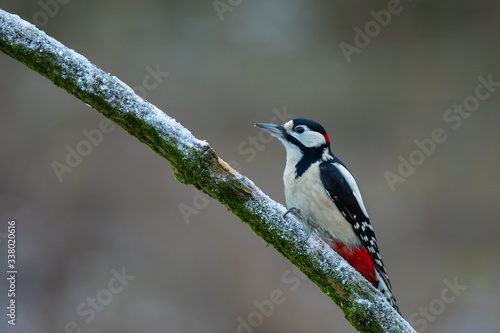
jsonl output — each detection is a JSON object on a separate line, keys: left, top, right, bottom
{"left": 361, "top": 221, "right": 372, "bottom": 231}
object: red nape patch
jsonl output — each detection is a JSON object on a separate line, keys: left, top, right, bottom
{"left": 330, "top": 242, "right": 376, "bottom": 285}
{"left": 323, "top": 134, "right": 330, "bottom": 145}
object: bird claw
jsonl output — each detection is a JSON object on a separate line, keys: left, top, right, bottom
{"left": 302, "top": 228, "right": 312, "bottom": 242}
{"left": 284, "top": 207, "right": 300, "bottom": 218}
{"left": 284, "top": 207, "right": 311, "bottom": 242}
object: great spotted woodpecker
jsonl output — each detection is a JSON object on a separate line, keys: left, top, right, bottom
{"left": 255, "top": 118, "right": 399, "bottom": 311}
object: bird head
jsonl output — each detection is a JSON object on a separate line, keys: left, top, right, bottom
{"left": 255, "top": 118, "right": 331, "bottom": 156}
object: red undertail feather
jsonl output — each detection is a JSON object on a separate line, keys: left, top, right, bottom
{"left": 330, "top": 241, "right": 376, "bottom": 285}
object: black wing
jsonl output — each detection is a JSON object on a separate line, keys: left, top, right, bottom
{"left": 319, "top": 159, "right": 389, "bottom": 278}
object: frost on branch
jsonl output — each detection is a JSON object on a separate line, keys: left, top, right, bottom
{"left": 0, "top": 8, "right": 415, "bottom": 333}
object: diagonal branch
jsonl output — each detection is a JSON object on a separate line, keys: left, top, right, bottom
{"left": 0, "top": 9, "right": 415, "bottom": 333}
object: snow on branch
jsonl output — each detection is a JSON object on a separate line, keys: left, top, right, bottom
{"left": 0, "top": 8, "right": 415, "bottom": 333}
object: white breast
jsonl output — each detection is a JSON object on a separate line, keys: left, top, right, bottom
{"left": 283, "top": 161, "right": 358, "bottom": 247}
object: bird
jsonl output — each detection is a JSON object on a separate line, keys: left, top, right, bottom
{"left": 255, "top": 118, "right": 399, "bottom": 311}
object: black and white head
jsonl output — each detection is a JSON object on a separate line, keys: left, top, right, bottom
{"left": 255, "top": 118, "right": 332, "bottom": 162}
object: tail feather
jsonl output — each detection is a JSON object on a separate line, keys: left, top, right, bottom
{"left": 374, "top": 266, "right": 399, "bottom": 313}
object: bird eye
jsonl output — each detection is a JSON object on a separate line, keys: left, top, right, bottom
{"left": 295, "top": 126, "right": 305, "bottom": 134}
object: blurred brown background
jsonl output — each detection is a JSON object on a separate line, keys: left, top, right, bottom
{"left": 1, "top": 1, "right": 500, "bottom": 332}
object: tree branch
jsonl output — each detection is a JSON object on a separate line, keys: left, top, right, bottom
{"left": 0, "top": 9, "right": 415, "bottom": 333}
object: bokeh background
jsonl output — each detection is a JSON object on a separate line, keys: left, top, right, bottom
{"left": 1, "top": 1, "right": 500, "bottom": 332}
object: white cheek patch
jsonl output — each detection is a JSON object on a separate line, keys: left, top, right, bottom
{"left": 292, "top": 131, "right": 326, "bottom": 148}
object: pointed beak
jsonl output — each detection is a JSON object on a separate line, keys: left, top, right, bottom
{"left": 254, "top": 123, "right": 284, "bottom": 137}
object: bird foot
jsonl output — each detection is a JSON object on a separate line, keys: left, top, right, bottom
{"left": 284, "top": 207, "right": 312, "bottom": 242}
{"left": 284, "top": 207, "right": 300, "bottom": 218}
